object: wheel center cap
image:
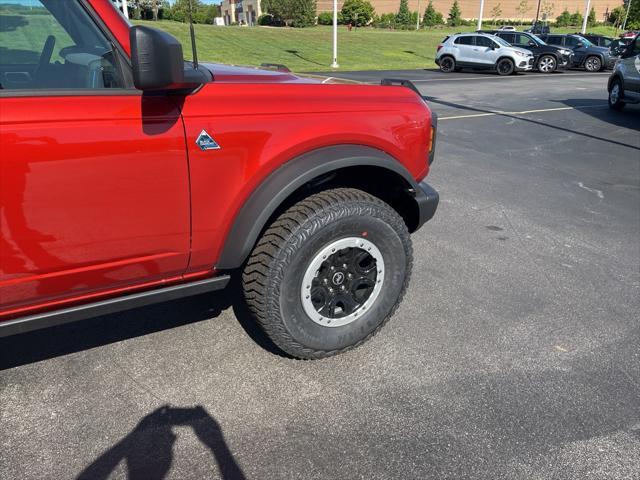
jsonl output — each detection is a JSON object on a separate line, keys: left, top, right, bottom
{"left": 332, "top": 272, "right": 345, "bottom": 285}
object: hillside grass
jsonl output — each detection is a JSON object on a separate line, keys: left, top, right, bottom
{"left": 0, "top": 13, "right": 618, "bottom": 72}
{"left": 136, "top": 21, "right": 619, "bottom": 72}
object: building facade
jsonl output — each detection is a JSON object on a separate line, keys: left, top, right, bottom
{"left": 220, "top": 0, "right": 262, "bottom": 26}
{"left": 316, "top": 0, "right": 618, "bottom": 24}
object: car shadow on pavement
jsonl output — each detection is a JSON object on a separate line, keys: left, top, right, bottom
{"left": 553, "top": 97, "right": 640, "bottom": 130}
{"left": 76, "top": 405, "right": 245, "bottom": 480}
{"left": 425, "top": 96, "right": 640, "bottom": 151}
{"left": 0, "top": 282, "right": 284, "bottom": 370}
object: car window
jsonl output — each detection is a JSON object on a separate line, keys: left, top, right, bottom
{"left": 454, "top": 36, "right": 475, "bottom": 45}
{"left": 546, "top": 36, "right": 563, "bottom": 45}
{"left": 0, "top": 0, "right": 124, "bottom": 90}
{"left": 601, "top": 38, "right": 612, "bottom": 47}
{"left": 530, "top": 34, "right": 546, "bottom": 45}
{"left": 498, "top": 33, "right": 515, "bottom": 44}
{"left": 476, "top": 36, "right": 498, "bottom": 48}
{"left": 576, "top": 36, "right": 593, "bottom": 47}
{"left": 513, "top": 33, "right": 533, "bottom": 46}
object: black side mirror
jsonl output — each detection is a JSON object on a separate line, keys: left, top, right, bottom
{"left": 130, "top": 26, "right": 199, "bottom": 91}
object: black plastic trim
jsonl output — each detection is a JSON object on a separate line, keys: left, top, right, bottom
{"left": 413, "top": 181, "right": 439, "bottom": 228}
{"left": 381, "top": 78, "right": 421, "bottom": 96}
{"left": 0, "top": 276, "right": 230, "bottom": 338}
{"left": 216, "top": 145, "right": 420, "bottom": 270}
{"left": 429, "top": 111, "right": 438, "bottom": 165}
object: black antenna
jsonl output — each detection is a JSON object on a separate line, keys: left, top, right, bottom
{"left": 188, "top": 0, "right": 198, "bottom": 70}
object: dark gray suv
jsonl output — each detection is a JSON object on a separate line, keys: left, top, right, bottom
{"left": 538, "top": 34, "right": 614, "bottom": 71}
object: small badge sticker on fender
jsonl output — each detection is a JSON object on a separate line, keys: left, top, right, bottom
{"left": 196, "top": 130, "right": 221, "bottom": 151}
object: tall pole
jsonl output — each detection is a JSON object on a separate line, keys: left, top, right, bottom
{"left": 534, "top": 0, "right": 541, "bottom": 25}
{"left": 417, "top": 0, "right": 421, "bottom": 30}
{"left": 580, "top": 0, "right": 590, "bottom": 33}
{"left": 622, "top": 0, "right": 632, "bottom": 30}
{"left": 122, "top": 0, "right": 129, "bottom": 19}
{"left": 477, "top": 0, "right": 485, "bottom": 30}
{"left": 332, "top": 0, "right": 339, "bottom": 68}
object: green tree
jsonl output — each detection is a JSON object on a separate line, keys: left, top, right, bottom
{"left": 396, "top": 0, "right": 412, "bottom": 27}
{"left": 587, "top": 6, "right": 596, "bottom": 26}
{"left": 341, "top": 0, "right": 375, "bottom": 26}
{"left": 422, "top": 0, "right": 444, "bottom": 26}
{"left": 555, "top": 8, "right": 571, "bottom": 26}
{"left": 625, "top": 0, "right": 640, "bottom": 28}
{"left": 262, "top": 0, "right": 316, "bottom": 27}
{"left": 569, "top": 10, "right": 582, "bottom": 26}
{"left": 608, "top": 5, "right": 625, "bottom": 27}
{"left": 448, "top": 0, "right": 462, "bottom": 26}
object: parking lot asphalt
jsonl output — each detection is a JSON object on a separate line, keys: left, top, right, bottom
{"left": 1, "top": 70, "right": 639, "bottom": 480}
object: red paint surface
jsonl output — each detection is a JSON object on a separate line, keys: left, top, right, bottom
{"left": 0, "top": 0, "right": 433, "bottom": 320}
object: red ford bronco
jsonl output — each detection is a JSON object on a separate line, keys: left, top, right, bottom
{"left": 0, "top": 0, "right": 438, "bottom": 359}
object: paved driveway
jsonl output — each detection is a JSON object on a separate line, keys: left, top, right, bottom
{"left": 1, "top": 70, "right": 639, "bottom": 480}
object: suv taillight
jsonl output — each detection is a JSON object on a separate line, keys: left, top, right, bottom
{"left": 437, "top": 44, "right": 443, "bottom": 52}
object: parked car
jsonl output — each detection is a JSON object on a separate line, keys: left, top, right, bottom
{"left": 0, "top": 0, "right": 440, "bottom": 359}
{"left": 436, "top": 33, "right": 534, "bottom": 75}
{"left": 498, "top": 26, "right": 516, "bottom": 31}
{"left": 480, "top": 30, "right": 573, "bottom": 73}
{"left": 621, "top": 30, "right": 640, "bottom": 40}
{"left": 525, "top": 22, "right": 550, "bottom": 35}
{"left": 608, "top": 34, "right": 640, "bottom": 110}
{"left": 610, "top": 38, "right": 633, "bottom": 56}
{"left": 582, "top": 34, "right": 615, "bottom": 48}
{"left": 538, "top": 34, "right": 614, "bottom": 71}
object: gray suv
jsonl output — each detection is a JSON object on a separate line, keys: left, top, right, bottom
{"left": 608, "top": 35, "right": 640, "bottom": 110}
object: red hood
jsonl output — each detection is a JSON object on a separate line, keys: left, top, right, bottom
{"left": 200, "top": 63, "right": 318, "bottom": 84}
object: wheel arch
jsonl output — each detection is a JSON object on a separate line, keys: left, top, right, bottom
{"left": 608, "top": 72, "right": 624, "bottom": 92}
{"left": 215, "top": 145, "right": 422, "bottom": 270}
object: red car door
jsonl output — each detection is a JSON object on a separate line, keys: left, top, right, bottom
{"left": 0, "top": 1, "right": 190, "bottom": 317}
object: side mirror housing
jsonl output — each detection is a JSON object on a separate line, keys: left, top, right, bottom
{"left": 130, "top": 26, "right": 200, "bottom": 91}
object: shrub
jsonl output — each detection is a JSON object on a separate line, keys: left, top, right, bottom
{"left": 341, "top": 0, "right": 375, "bottom": 26}
{"left": 317, "top": 11, "right": 333, "bottom": 24}
{"left": 569, "top": 10, "right": 583, "bottom": 26}
{"left": 258, "top": 13, "right": 273, "bottom": 25}
{"left": 555, "top": 9, "right": 571, "bottom": 27}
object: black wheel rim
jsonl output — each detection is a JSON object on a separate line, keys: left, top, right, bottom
{"left": 301, "top": 237, "right": 385, "bottom": 327}
{"left": 498, "top": 61, "right": 512, "bottom": 74}
{"left": 310, "top": 247, "right": 378, "bottom": 318}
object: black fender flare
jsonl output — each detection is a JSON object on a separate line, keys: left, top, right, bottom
{"left": 608, "top": 73, "right": 624, "bottom": 93}
{"left": 215, "top": 145, "right": 419, "bottom": 270}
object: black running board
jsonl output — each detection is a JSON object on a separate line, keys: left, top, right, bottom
{"left": 0, "top": 275, "right": 230, "bottom": 338}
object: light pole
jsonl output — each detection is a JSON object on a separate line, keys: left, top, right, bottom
{"left": 122, "top": 0, "right": 129, "bottom": 19}
{"left": 534, "top": 0, "right": 541, "bottom": 25}
{"left": 622, "top": 0, "right": 633, "bottom": 30}
{"left": 477, "top": 0, "right": 485, "bottom": 30}
{"left": 580, "top": 0, "right": 590, "bottom": 33}
{"left": 332, "top": 0, "right": 339, "bottom": 68}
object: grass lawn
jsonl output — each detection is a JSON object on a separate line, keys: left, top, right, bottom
{"left": 138, "top": 20, "right": 619, "bottom": 73}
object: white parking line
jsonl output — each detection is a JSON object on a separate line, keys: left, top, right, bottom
{"left": 411, "top": 72, "right": 610, "bottom": 82}
{"left": 439, "top": 104, "right": 609, "bottom": 120}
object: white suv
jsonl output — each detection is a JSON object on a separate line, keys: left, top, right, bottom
{"left": 436, "top": 33, "right": 534, "bottom": 75}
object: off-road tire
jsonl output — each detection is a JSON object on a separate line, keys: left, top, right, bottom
{"left": 496, "top": 58, "right": 515, "bottom": 76}
{"left": 242, "top": 188, "right": 413, "bottom": 360}
{"left": 608, "top": 78, "right": 626, "bottom": 111}
{"left": 584, "top": 55, "right": 602, "bottom": 72}
{"left": 439, "top": 56, "right": 456, "bottom": 73}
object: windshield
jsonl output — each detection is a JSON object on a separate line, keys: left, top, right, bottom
{"left": 575, "top": 36, "right": 594, "bottom": 47}
{"left": 529, "top": 34, "right": 547, "bottom": 46}
{"left": 491, "top": 35, "right": 512, "bottom": 47}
